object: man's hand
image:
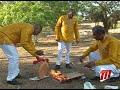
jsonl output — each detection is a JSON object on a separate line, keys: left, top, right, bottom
{"left": 35, "top": 50, "right": 44, "bottom": 56}
{"left": 56, "top": 39, "right": 60, "bottom": 42}
{"left": 79, "top": 56, "right": 85, "bottom": 63}
{"left": 35, "top": 56, "right": 41, "bottom": 60}
{"left": 76, "top": 41, "right": 79, "bottom": 44}
{"left": 84, "top": 61, "right": 95, "bottom": 68}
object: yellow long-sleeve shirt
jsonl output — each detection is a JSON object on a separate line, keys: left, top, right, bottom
{"left": 55, "top": 15, "right": 80, "bottom": 42}
{"left": 0, "top": 23, "right": 37, "bottom": 57}
{"left": 82, "top": 34, "right": 120, "bottom": 68}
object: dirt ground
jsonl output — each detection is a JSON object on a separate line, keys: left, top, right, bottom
{"left": 0, "top": 25, "right": 120, "bottom": 89}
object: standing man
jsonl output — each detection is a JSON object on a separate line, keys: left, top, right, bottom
{"left": 54, "top": 9, "right": 80, "bottom": 70}
{"left": 0, "top": 23, "right": 44, "bottom": 85}
{"left": 80, "top": 25, "right": 120, "bottom": 82}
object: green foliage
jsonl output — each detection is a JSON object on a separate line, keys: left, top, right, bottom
{"left": 0, "top": 1, "right": 83, "bottom": 28}
{"left": 0, "top": 1, "right": 119, "bottom": 33}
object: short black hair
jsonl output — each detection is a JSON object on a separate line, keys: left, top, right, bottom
{"left": 34, "top": 24, "right": 42, "bottom": 30}
{"left": 92, "top": 25, "right": 105, "bottom": 35}
{"left": 67, "top": 9, "right": 76, "bottom": 14}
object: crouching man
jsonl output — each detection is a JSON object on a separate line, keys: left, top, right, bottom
{"left": 79, "top": 25, "right": 120, "bottom": 82}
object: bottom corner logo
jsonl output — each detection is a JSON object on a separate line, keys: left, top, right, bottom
{"left": 100, "top": 68, "right": 113, "bottom": 82}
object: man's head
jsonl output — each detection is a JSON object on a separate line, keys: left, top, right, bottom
{"left": 67, "top": 9, "right": 75, "bottom": 19}
{"left": 92, "top": 25, "right": 105, "bottom": 41}
{"left": 33, "top": 24, "right": 42, "bottom": 35}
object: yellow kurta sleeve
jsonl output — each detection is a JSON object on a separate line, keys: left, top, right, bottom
{"left": 74, "top": 19, "right": 80, "bottom": 41}
{"left": 55, "top": 16, "right": 62, "bottom": 41}
{"left": 95, "top": 40, "right": 118, "bottom": 65}
{"left": 20, "top": 27, "right": 36, "bottom": 57}
{"left": 83, "top": 41, "right": 98, "bottom": 57}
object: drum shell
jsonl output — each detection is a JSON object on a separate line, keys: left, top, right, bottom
{"left": 33, "top": 61, "right": 49, "bottom": 79}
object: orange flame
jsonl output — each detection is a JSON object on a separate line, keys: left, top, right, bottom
{"left": 50, "top": 70, "right": 69, "bottom": 82}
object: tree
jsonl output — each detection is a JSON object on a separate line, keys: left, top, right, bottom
{"left": 78, "top": 1, "right": 120, "bottom": 33}
{"left": 0, "top": 1, "right": 119, "bottom": 34}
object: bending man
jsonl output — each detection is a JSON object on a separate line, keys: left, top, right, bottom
{"left": 0, "top": 23, "right": 44, "bottom": 85}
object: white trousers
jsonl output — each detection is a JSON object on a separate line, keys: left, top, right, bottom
{"left": 56, "top": 42, "right": 72, "bottom": 65}
{"left": 89, "top": 51, "right": 120, "bottom": 78}
{"left": 0, "top": 44, "right": 19, "bottom": 81}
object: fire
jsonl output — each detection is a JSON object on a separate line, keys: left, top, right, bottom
{"left": 50, "top": 70, "right": 69, "bottom": 82}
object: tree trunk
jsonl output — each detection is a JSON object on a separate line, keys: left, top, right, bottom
{"left": 102, "top": 19, "right": 110, "bottom": 34}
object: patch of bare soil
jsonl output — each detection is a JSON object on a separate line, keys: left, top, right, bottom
{"left": 0, "top": 28, "right": 120, "bottom": 89}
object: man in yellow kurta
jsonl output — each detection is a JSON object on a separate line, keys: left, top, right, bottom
{"left": 54, "top": 9, "right": 80, "bottom": 70}
{"left": 80, "top": 25, "right": 120, "bottom": 82}
{"left": 0, "top": 23, "right": 44, "bottom": 85}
